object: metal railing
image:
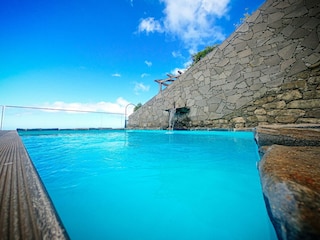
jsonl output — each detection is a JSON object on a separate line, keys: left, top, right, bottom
{"left": 1, "top": 105, "right": 5, "bottom": 130}
{"left": 0, "top": 105, "right": 133, "bottom": 130}
{"left": 124, "top": 103, "right": 136, "bottom": 128}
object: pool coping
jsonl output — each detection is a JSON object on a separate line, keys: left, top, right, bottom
{"left": 0, "top": 130, "right": 69, "bottom": 239}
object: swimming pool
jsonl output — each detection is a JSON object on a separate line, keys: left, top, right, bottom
{"left": 20, "top": 130, "right": 277, "bottom": 240}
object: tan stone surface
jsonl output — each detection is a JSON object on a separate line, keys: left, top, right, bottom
{"left": 255, "top": 124, "right": 320, "bottom": 147}
{"left": 260, "top": 145, "right": 320, "bottom": 193}
{"left": 259, "top": 145, "right": 320, "bottom": 240}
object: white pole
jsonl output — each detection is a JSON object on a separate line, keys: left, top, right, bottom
{"left": 1, "top": 105, "right": 5, "bottom": 130}
{"left": 124, "top": 103, "right": 136, "bottom": 128}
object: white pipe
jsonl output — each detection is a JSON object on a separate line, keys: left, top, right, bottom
{"left": 1, "top": 105, "right": 5, "bottom": 130}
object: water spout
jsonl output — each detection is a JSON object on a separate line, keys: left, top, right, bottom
{"left": 168, "top": 108, "right": 176, "bottom": 130}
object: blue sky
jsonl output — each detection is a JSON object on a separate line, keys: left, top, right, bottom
{"left": 0, "top": 0, "right": 264, "bottom": 129}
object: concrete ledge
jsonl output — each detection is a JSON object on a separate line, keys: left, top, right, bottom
{"left": 0, "top": 131, "right": 69, "bottom": 239}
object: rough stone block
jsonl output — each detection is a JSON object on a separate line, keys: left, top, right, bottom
{"left": 236, "top": 96, "right": 253, "bottom": 108}
{"left": 249, "top": 83, "right": 263, "bottom": 92}
{"left": 278, "top": 42, "right": 298, "bottom": 60}
{"left": 247, "top": 9, "right": 261, "bottom": 23}
{"left": 193, "top": 71, "right": 203, "bottom": 79}
{"left": 275, "top": 115, "right": 297, "bottom": 123}
{"left": 252, "top": 22, "right": 268, "bottom": 33}
{"left": 218, "top": 40, "right": 229, "bottom": 51}
{"left": 232, "top": 117, "right": 245, "bottom": 123}
{"left": 286, "top": 5, "right": 308, "bottom": 18}
{"left": 249, "top": 56, "right": 264, "bottom": 67}
{"left": 297, "top": 118, "right": 320, "bottom": 124}
{"left": 306, "top": 56, "right": 320, "bottom": 69}
{"left": 302, "top": 17, "right": 320, "bottom": 30}
{"left": 274, "top": 109, "right": 306, "bottom": 118}
{"left": 195, "top": 100, "right": 208, "bottom": 107}
{"left": 237, "top": 48, "right": 252, "bottom": 58}
{"left": 289, "top": 28, "right": 309, "bottom": 39}
{"left": 268, "top": 19, "right": 284, "bottom": 30}
{"left": 247, "top": 115, "right": 258, "bottom": 122}
{"left": 210, "top": 79, "right": 225, "bottom": 88}
{"left": 208, "top": 103, "right": 219, "bottom": 112}
{"left": 216, "top": 101, "right": 226, "bottom": 114}
{"left": 257, "top": 115, "right": 268, "bottom": 122}
{"left": 246, "top": 106, "right": 257, "bottom": 112}
{"left": 280, "top": 57, "right": 296, "bottom": 71}
{"left": 227, "top": 94, "right": 242, "bottom": 104}
{"left": 264, "top": 54, "right": 282, "bottom": 67}
{"left": 236, "top": 23, "right": 249, "bottom": 33}
{"left": 274, "top": 1, "right": 290, "bottom": 9}
{"left": 281, "top": 80, "right": 307, "bottom": 90}
{"left": 268, "top": 12, "right": 285, "bottom": 24}
{"left": 234, "top": 123, "right": 245, "bottom": 128}
{"left": 260, "top": 30, "right": 275, "bottom": 42}
{"left": 305, "top": 108, "right": 320, "bottom": 118}
{"left": 223, "top": 44, "right": 234, "bottom": 57}
{"left": 263, "top": 100, "right": 286, "bottom": 109}
{"left": 244, "top": 71, "right": 261, "bottom": 79}
{"left": 236, "top": 81, "right": 248, "bottom": 89}
{"left": 255, "top": 108, "right": 267, "bottom": 115}
{"left": 233, "top": 37, "right": 246, "bottom": 46}
{"left": 258, "top": 145, "right": 320, "bottom": 240}
{"left": 301, "top": 31, "right": 319, "bottom": 50}
{"left": 239, "top": 57, "right": 250, "bottom": 64}
{"left": 260, "top": 74, "right": 271, "bottom": 83}
{"left": 243, "top": 91, "right": 254, "bottom": 97}
{"left": 281, "top": 25, "right": 295, "bottom": 37}
{"left": 203, "top": 69, "right": 210, "bottom": 78}
{"left": 215, "top": 58, "right": 229, "bottom": 67}
{"left": 287, "top": 99, "right": 320, "bottom": 109}
{"left": 266, "top": 109, "right": 280, "bottom": 116}
{"left": 262, "top": 65, "right": 281, "bottom": 75}
{"left": 238, "top": 30, "right": 254, "bottom": 41}
{"left": 277, "top": 89, "right": 302, "bottom": 101}
{"left": 199, "top": 86, "right": 209, "bottom": 95}
{"left": 254, "top": 44, "right": 272, "bottom": 56}
{"left": 208, "top": 112, "right": 224, "bottom": 120}
{"left": 255, "top": 96, "right": 275, "bottom": 105}
{"left": 211, "top": 66, "right": 224, "bottom": 75}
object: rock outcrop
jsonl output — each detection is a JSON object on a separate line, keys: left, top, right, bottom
{"left": 256, "top": 125, "right": 320, "bottom": 240}
{"left": 259, "top": 145, "right": 320, "bottom": 240}
{"left": 255, "top": 124, "right": 320, "bottom": 155}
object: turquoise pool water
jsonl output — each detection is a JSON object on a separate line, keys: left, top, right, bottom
{"left": 20, "top": 130, "right": 277, "bottom": 240}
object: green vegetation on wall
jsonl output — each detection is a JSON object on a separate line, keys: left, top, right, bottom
{"left": 192, "top": 45, "right": 217, "bottom": 64}
{"left": 134, "top": 103, "right": 142, "bottom": 112}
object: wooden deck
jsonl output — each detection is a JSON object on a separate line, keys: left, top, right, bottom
{"left": 0, "top": 131, "right": 69, "bottom": 239}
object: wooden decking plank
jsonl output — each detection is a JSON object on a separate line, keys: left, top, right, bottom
{"left": 0, "top": 131, "right": 69, "bottom": 240}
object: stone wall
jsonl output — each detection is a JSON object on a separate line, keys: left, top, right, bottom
{"left": 128, "top": 0, "right": 320, "bottom": 129}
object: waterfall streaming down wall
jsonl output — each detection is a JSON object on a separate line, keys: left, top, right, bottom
{"left": 168, "top": 108, "right": 176, "bottom": 130}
